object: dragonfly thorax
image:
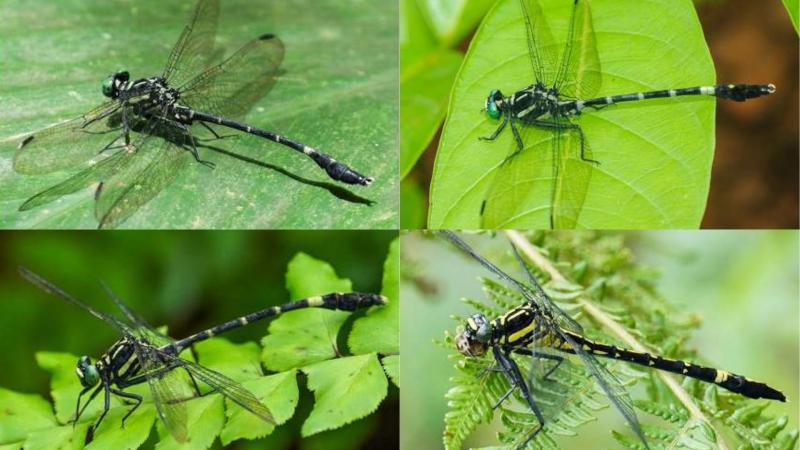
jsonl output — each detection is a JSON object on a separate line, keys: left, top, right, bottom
{"left": 76, "top": 355, "right": 100, "bottom": 388}
{"left": 456, "top": 313, "right": 493, "bottom": 357}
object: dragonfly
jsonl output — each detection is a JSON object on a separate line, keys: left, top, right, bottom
{"left": 479, "top": 0, "right": 775, "bottom": 229}
{"left": 12, "top": 0, "right": 373, "bottom": 229}
{"left": 19, "top": 267, "right": 387, "bottom": 442}
{"left": 440, "top": 231, "right": 785, "bottom": 449}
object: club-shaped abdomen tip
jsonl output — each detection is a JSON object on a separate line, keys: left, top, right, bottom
{"left": 259, "top": 33, "right": 276, "bottom": 40}
{"left": 378, "top": 295, "right": 389, "bottom": 305}
{"left": 767, "top": 84, "right": 776, "bottom": 94}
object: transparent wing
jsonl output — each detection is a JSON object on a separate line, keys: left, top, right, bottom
{"left": 552, "top": 0, "right": 601, "bottom": 99}
{"left": 551, "top": 120, "right": 592, "bottom": 229}
{"left": 94, "top": 124, "right": 190, "bottom": 229}
{"left": 559, "top": 332, "right": 648, "bottom": 446}
{"left": 155, "top": 350, "right": 275, "bottom": 425}
{"left": 101, "top": 282, "right": 176, "bottom": 348}
{"left": 439, "top": 232, "right": 558, "bottom": 318}
{"left": 12, "top": 102, "right": 122, "bottom": 174}
{"left": 519, "top": 0, "right": 559, "bottom": 86}
{"left": 479, "top": 119, "right": 592, "bottom": 229}
{"left": 17, "top": 268, "right": 133, "bottom": 334}
{"left": 18, "top": 147, "right": 135, "bottom": 211}
{"left": 162, "top": 0, "right": 220, "bottom": 88}
{"left": 179, "top": 34, "right": 285, "bottom": 121}
{"left": 134, "top": 346, "right": 191, "bottom": 442}
{"left": 507, "top": 240, "right": 583, "bottom": 335}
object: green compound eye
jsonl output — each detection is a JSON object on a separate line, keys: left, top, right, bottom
{"left": 486, "top": 90, "right": 501, "bottom": 119}
{"left": 101, "top": 76, "right": 115, "bottom": 97}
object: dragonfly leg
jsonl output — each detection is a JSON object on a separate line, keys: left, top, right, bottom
{"left": 509, "top": 118, "right": 524, "bottom": 151}
{"left": 197, "top": 121, "right": 237, "bottom": 141}
{"left": 493, "top": 383, "right": 517, "bottom": 409}
{"left": 177, "top": 122, "right": 215, "bottom": 168}
{"left": 73, "top": 385, "right": 102, "bottom": 425}
{"left": 98, "top": 134, "right": 126, "bottom": 155}
{"left": 480, "top": 114, "right": 509, "bottom": 142}
{"left": 513, "top": 348, "right": 565, "bottom": 381}
{"left": 110, "top": 388, "right": 143, "bottom": 427}
{"left": 493, "top": 347, "right": 546, "bottom": 424}
{"left": 184, "top": 367, "right": 203, "bottom": 396}
{"left": 90, "top": 383, "right": 113, "bottom": 437}
{"left": 529, "top": 119, "right": 600, "bottom": 166}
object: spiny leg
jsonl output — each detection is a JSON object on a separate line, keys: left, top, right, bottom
{"left": 529, "top": 119, "right": 599, "bottom": 165}
{"left": 110, "top": 388, "right": 143, "bottom": 427}
{"left": 480, "top": 114, "right": 509, "bottom": 142}
{"left": 198, "top": 121, "right": 237, "bottom": 141}
{"left": 177, "top": 122, "right": 215, "bottom": 168}
{"left": 74, "top": 385, "right": 102, "bottom": 425}
{"left": 512, "top": 348, "right": 565, "bottom": 381}
{"left": 509, "top": 117, "right": 525, "bottom": 151}
{"left": 90, "top": 383, "right": 114, "bottom": 437}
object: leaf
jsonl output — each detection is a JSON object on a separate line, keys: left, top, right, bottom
{"left": 262, "top": 253, "right": 353, "bottom": 371}
{"left": 0, "top": 388, "right": 57, "bottom": 444}
{"left": 24, "top": 422, "right": 90, "bottom": 450}
{"left": 429, "top": 0, "right": 717, "bottom": 228}
{"left": 349, "top": 237, "right": 399, "bottom": 355}
{"left": 194, "top": 339, "right": 263, "bottom": 385}
{"left": 300, "top": 354, "right": 388, "bottom": 436}
{"left": 0, "top": 0, "right": 398, "bottom": 229}
{"left": 783, "top": 0, "right": 799, "bottom": 33}
{"left": 382, "top": 355, "right": 400, "bottom": 388}
{"left": 86, "top": 404, "right": 154, "bottom": 450}
{"left": 400, "top": 49, "right": 463, "bottom": 178}
{"left": 415, "top": 0, "right": 496, "bottom": 46}
{"left": 220, "top": 370, "right": 299, "bottom": 444}
{"left": 284, "top": 252, "right": 353, "bottom": 299}
{"left": 154, "top": 395, "right": 224, "bottom": 450}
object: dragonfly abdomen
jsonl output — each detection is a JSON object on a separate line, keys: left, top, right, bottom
{"left": 563, "top": 331, "right": 786, "bottom": 402}
{"left": 185, "top": 109, "right": 374, "bottom": 186}
{"left": 572, "top": 83, "right": 775, "bottom": 112}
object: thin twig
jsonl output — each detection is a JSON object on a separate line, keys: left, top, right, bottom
{"left": 503, "top": 230, "right": 725, "bottom": 449}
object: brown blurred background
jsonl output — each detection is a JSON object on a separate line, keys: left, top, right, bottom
{"left": 698, "top": 0, "right": 798, "bottom": 228}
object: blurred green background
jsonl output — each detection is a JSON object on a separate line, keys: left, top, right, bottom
{"left": 400, "top": 230, "right": 799, "bottom": 449}
{"left": 0, "top": 230, "right": 398, "bottom": 449}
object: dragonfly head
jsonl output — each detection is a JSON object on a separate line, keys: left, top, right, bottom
{"left": 102, "top": 71, "right": 130, "bottom": 98}
{"left": 485, "top": 89, "right": 505, "bottom": 120}
{"left": 76, "top": 355, "right": 100, "bottom": 388}
{"left": 456, "top": 313, "right": 492, "bottom": 357}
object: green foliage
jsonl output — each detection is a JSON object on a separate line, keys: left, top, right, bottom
{"left": 0, "top": 249, "right": 397, "bottom": 449}
{"left": 400, "top": 0, "right": 491, "bottom": 179}
{"left": 429, "top": 0, "right": 717, "bottom": 228}
{"left": 783, "top": 0, "right": 799, "bottom": 33}
{"left": 0, "top": 0, "right": 398, "bottom": 229}
{"left": 441, "top": 232, "right": 796, "bottom": 449}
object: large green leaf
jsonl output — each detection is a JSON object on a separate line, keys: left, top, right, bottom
{"left": 0, "top": 0, "right": 397, "bottom": 229}
{"left": 300, "top": 354, "right": 388, "bottom": 436}
{"left": 429, "top": 0, "right": 717, "bottom": 229}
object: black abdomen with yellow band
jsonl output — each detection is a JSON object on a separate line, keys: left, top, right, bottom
{"left": 551, "top": 329, "right": 786, "bottom": 402}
